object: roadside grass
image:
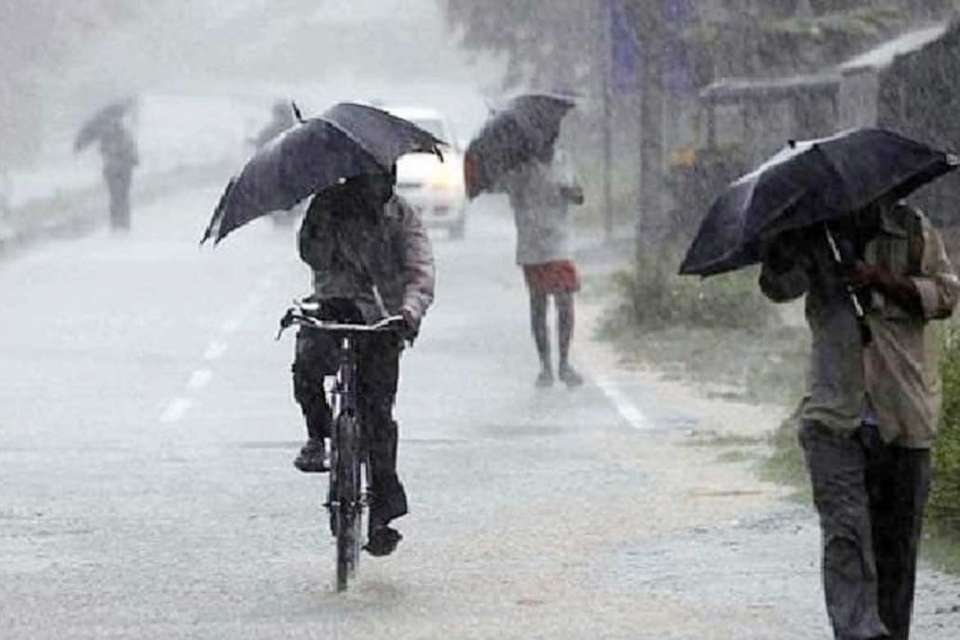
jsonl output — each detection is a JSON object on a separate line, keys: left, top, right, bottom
{"left": 923, "top": 525, "right": 960, "bottom": 575}
{"left": 716, "top": 449, "right": 761, "bottom": 464}
{"left": 930, "top": 325, "right": 960, "bottom": 542}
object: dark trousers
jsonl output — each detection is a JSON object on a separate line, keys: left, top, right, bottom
{"left": 799, "top": 421, "right": 931, "bottom": 640}
{"left": 105, "top": 169, "right": 132, "bottom": 231}
{"left": 292, "top": 326, "right": 407, "bottom": 525}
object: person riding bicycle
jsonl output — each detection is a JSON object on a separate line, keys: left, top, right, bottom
{"left": 292, "top": 169, "right": 435, "bottom": 557}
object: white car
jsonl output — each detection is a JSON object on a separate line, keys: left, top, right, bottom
{"left": 385, "top": 106, "right": 468, "bottom": 239}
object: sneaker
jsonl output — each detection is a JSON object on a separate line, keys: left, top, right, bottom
{"left": 364, "top": 526, "right": 403, "bottom": 557}
{"left": 535, "top": 368, "right": 554, "bottom": 388}
{"left": 293, "top": 438, "right": 328, "bottom": 473}
{"left": 558, "top": 365, "right": 584, "bottom": 388}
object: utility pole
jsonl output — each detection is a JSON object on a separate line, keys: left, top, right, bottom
{"left": 599, "top": 0, "right": 614, "bottom": 242}
{"left": 637, "top": 6, "right": 664, "bottom": 261}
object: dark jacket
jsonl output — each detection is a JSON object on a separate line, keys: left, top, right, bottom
{"left": 298, "top": 188, "right": 435, "bottom": 328}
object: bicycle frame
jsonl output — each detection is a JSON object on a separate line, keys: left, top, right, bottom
{"left": 278, "top": 300, "right": 403, "bottom": 590}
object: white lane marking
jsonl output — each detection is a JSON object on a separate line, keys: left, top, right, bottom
{"left": 187, "top": 369, "right": 213, "bottom": 390}
{"left": 594, "top": 376, "right": 651, "bottom": 430}
{"left": 159, "top": 270, "right": 280, "bottom": 424}
{"left": 203, "top": 341, "right": 228, "bottom": 361}
{"left": 160, "top": 398, "right": 194, "bottom": 424}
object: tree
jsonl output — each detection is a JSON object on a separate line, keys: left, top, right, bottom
{"left": 442, "top": 0, "right": 599, "bottom": 90}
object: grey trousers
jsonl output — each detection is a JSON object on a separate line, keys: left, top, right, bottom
{"left": 105, "top": 169, "right": 132, "bottom": 231}
{"left": 799, "top": 420, "right": 931, "bottom": 640}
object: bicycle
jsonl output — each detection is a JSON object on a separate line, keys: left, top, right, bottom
{"left": 277, "top": 298, "right": 404, "bottom": 592}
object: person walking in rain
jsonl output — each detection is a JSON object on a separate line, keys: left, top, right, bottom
{"left": 500, "top": 134, "right": 585, "bottom": 388}
{"left": 292, "top": 169, "right": 434, "bottom": 557}
{"left": 759, "top": 198, "right": 959, "bottom": 640}
{"left": 99, "top": 117, "right": 139, "bottom": 232}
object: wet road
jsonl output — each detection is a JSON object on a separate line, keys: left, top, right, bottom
{"left": 2, "top": 182, "right": 959, "bottom": 639}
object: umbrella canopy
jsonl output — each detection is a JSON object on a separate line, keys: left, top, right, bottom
{"left": 202, "top": 102, "right": 445, "bottom": 245}
{"left": 74, "top": 98, "right": 137, "bottom": 152}
{"left": 679, "top": 128, "right": 959, "bottom": 277}
{"left": 464, "top": 92, "right": 575, "bottom": 199}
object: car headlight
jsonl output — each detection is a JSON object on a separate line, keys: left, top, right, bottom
{"left": 427, "top": 159, "right": 461, "bottom": 191}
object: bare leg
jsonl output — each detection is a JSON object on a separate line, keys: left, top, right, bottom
{"left": 529, "top": 290, "right": 553, "bottom": 386}
{"left": 556, "top": 292, "right": 583, "bottom": 387}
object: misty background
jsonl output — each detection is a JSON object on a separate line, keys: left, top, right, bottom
{"left": 0, "top": 0, "right": 501, "bottom": 212}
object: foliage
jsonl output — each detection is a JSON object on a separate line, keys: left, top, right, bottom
{"left": 602, "top": 249, "right": 777, "bottom": 335}
{"left": 689, "top": 5, "right": 912, "bottom": 78}
{"left": 440, "top": 0, "right": 599, "bottom": 90}
{"left": 930, "top": 325, "right": 960, "bottom": 534}
{"left": 664, "top": 144, "right": 748, "bottom": 244}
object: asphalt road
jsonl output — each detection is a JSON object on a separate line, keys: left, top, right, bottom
{"left": 2, "top": 182, "right": 958, "bottom": 639}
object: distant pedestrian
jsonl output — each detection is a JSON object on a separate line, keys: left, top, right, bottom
{"left": 99, "top": 118, "right": 139, "bottom": 232}
{"left": 760, "top": 199, "right": 959, "bottom": 640}
{"left": 500, "top": 136, "right": 585, "bottom": 388}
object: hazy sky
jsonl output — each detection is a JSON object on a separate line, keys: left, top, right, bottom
{"left": 30, "top": 0, "right": 500, "bottom": 160}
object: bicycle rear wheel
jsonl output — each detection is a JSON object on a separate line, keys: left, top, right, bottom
{"left": 334, "top": 412, "right": 362, "bottom": 592}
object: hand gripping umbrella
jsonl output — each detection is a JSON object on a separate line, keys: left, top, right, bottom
{"left": 201, "top": 102, "right": 445, "bottom": 245}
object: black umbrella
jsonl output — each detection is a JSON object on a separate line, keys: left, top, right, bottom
{"left": 679, "top": 128, "right": 959, "bottom": 277}
{"left": 201, "top": 102, "right": 445, "bottom": 245}
{"left": 464, "top": 92, "right": 575, "bottom": 199}
{"left": 74, "top": 98, "right": 137, "bottom": 152}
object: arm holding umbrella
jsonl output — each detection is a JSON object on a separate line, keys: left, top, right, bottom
{"left": 844, "top": 208, "right": 960, "bottom": 321}
{"left": 555, "top": 150, "right": 584, "bottom": 205}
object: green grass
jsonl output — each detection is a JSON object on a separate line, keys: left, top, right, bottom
{"left": 930, "top": 325, "right": 960, "bottom": 537}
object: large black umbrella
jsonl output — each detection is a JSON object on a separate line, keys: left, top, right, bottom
{"left": 74, "top": 98, "right": 137, "bottom": 152}
{"left": 201, "top": 102, "right": 445, "bottom": 245}
{"left": 679, "top": 128, "right": 959, "bottom": 277}
{"left": 464, "top": 92, "right": 575, "bottom": 199}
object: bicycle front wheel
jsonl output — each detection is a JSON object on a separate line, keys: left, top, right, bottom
{"left": 334, "top": 413, "right": 362, "bottom": 592}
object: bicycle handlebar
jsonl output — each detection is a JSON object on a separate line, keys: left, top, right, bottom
{"left": 276, "top": 301, "right": 404, "bottom": 340}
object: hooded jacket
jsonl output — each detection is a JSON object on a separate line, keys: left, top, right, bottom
{"left": 298, "top": 187, "right": 435, "bottom": 329}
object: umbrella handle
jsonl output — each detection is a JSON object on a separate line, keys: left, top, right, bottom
{"left": 824, "top": 224, "right": 872, "bottom": 344}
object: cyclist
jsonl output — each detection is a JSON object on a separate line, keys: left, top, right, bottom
{"left": 292, "top": 169, "right": 435, "bottom": 557}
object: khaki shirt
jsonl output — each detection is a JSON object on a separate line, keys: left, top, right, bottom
{"left": 760, "top": 204, "right": 959, "bottom": 448}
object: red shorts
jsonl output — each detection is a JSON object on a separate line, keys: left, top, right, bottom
{"left": 522, "top": 260, "right": 581, "bottom": 294}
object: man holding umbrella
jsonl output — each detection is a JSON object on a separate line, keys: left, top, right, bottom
{"left": 75, "top": 99, "right": 139, "bottom": 231}
{"left": 203, "top": 102, "right": 442, "bottom": 557}
{"left": 466, "top": 93, "right": 585, "bottom": 389}
{"left": 681, "top": 129, "right": 960, "bottom": 639}
{"left": 761, "top": 199, "right": 957, "bottom": 640}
